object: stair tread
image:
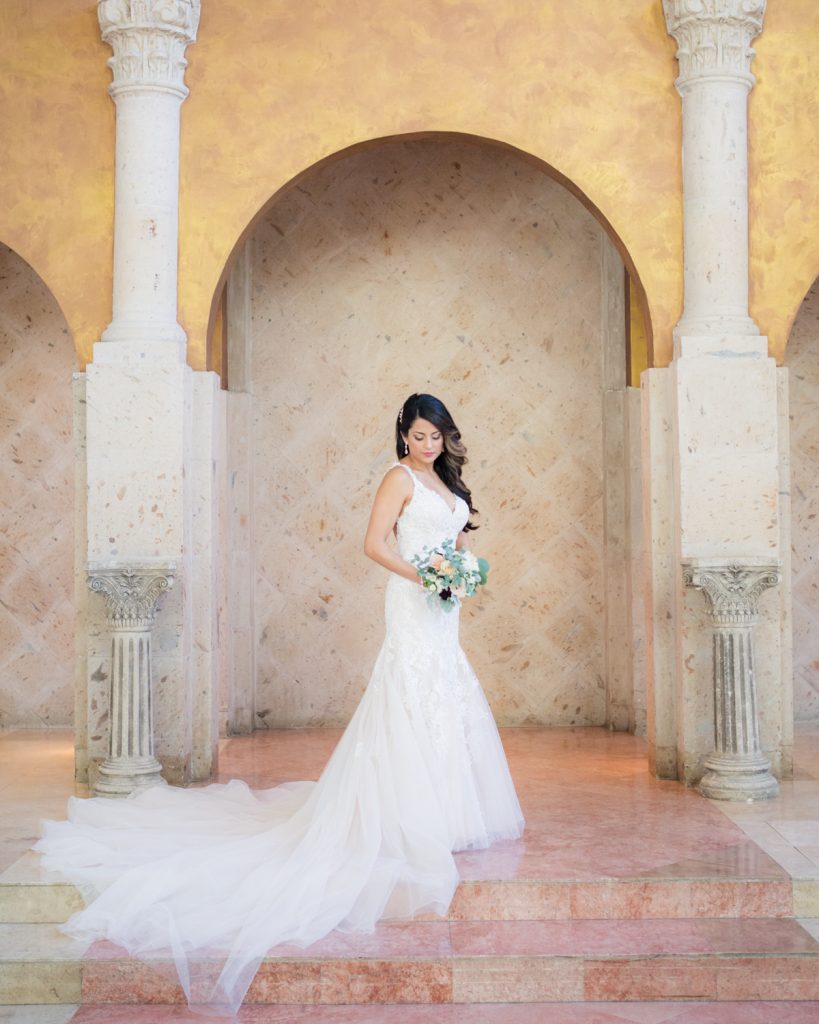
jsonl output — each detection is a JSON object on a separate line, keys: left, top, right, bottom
{"left": 0, "top": 850, "right": 795, "bottom": 887}
{"left": 4, "top": 917, "right": 819, "bottom": 963}
{"left": 0, "top": 922, "right": 91, "bottom": 959}
{"left": 60, "top": 1004, "right": 819, "bottom": 1024}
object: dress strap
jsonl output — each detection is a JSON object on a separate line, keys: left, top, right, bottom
{"left": 392, "top": 462, "right": 416, "bottom": 487}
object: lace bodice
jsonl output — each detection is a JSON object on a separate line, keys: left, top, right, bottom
{"left": 392, "top": 462, "right": 469, "bottom": 561}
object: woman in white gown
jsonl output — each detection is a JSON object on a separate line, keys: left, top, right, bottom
{"left": 36, "top": 392, "right": 525, "bottom": 1016}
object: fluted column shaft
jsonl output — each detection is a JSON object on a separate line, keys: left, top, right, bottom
{"left": 88, "top": 563, "right": 175, "bottom": 797}
{"left": 683, "top": 558, "right": 780, "bottom": 800}
{"left": 109, "top": 628, "right": 154, "bottom": 763}
{"left": 713, "top": 626, "right": 757, "bottom": 757}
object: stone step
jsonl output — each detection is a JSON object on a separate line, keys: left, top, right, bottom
{"left": 450, "top": 875, "right": 794, "bottom": 921}
{"left": 0, "top": 852, "right": 797, "bottom": 924}
{"left": 0, "top": 1010, "right": 77, "bottom": 1024}
{"left": 59, "top": 1003, "right": 819, "bottom": 1023}
{"left": 0, "top": 852, "right": 84, "bottom": 924}
{"left": 0, "top": 923, "right": 88, "bottom": 1004}
{"left": 5, "top": 918, "right": 819, "bottom": 1006}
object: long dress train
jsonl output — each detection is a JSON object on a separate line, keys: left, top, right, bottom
{"left": 35, "top": 462, "right": 525, "bottom": 1015}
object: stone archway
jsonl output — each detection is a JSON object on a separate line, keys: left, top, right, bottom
{"left": 0, "top": 243, "right": 76, "bottom": 729}
{"left": 213, "top": 134, "right": 648, "bottom": 739}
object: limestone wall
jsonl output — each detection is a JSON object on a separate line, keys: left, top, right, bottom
{"left": 0, "top": 244, "right": 75, "bottom": 726}
{"left": 238, "top": 137, "right": 619, "bottom": 728}
{"left": 788, "top": 280, "right": 819, "bottom": 721}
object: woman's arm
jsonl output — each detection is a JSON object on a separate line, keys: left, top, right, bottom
{"left": 456, "top": 531, "right": 468, "bottom": 551}
{"left": 363, "top": 468, "right": 422, "bottom": 584}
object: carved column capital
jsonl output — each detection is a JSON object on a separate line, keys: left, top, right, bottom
{"left": 87, "top": 562, "right": 176, "bottom": 630}
{"left": 663, "top": 0, "right": 766, "bottom": 88}
{"left": 682, "top": 557, "right": 781, "bottom": 626}
{"left": 97, "top": 0, "right": 201, "bottom": 98}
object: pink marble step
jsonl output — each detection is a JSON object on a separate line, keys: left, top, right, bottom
{"left": 66, "top": 1002, "right": 819, "bottom": 1023}
{"left": 450, "top": 875, "right": 792, "bottom": 920}
{"left": 0, "top": 850, "right": 793, "bottom": 924}
{"left": 78, "top": 917, "right": 819, "bottom": 1005}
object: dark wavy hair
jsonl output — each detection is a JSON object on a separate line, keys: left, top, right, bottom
{"left": 396, "top": 393, "right": 479, "bottom": 532}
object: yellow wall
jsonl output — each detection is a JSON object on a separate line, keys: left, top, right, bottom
{"left": 0, "top": 0, "right": 816, "bottom": 370}
{"left": 750, "top": 1, "right": 819, "bottom": 363}
{"left": 0, "top": 2, "right": 112, "bottom": 367}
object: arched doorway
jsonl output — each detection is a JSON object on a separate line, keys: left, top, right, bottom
{"left": 0, "top": 243, "right": 76, "bottom": 729}
{"left": 211, "top": 134, "right": 649, "bottom": 740}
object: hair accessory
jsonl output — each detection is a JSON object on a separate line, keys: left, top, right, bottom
{"left": 397, "top": 403, "right": 404, "bottom": 425}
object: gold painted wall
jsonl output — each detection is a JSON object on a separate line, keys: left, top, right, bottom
{"left": 750, "top": 2, "right": 819, "bottom": 362}
{"left": 0, "top": 1, "right": 816, "bottom": 369}
{"left": 0, "top": 1, "right": 112, "bottom": 365}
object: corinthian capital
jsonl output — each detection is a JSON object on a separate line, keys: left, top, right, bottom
{"left": 88, "top": 562, "right": 176, "bottom": 629}
{"left": 98, "top": 0, "right": 200, "bottom": 97}
{"left": 682, "top": 557, "right": 780, "bottom": 627}
{"left": 663, "top": 0, "right": 766, "bottom": 85}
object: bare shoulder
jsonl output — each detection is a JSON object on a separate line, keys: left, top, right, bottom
{"left": 380, "top": 464, "right": 413, "bottom": 495}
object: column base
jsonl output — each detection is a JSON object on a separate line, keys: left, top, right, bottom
{"left": 94, "top": 756, "right": 167, "bottom": 799}
{"left": 699, "top": 752, "right": 780, "bottom": 802}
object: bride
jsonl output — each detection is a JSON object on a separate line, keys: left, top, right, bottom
{"left": 36, "top": 392, "right": 525, "bottom": 1015}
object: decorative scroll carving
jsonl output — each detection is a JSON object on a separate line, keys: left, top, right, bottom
{"left": 682, "top": 561, "right": 782, "bottom": 626}
{"left": 663, "top": 0, "right": 766, "bottom": 83}
{"left": 88, "top": 563, "right": 175, "bottom": 629}
{"left": 98, "top": 0, "right": 200, "bottom": 96}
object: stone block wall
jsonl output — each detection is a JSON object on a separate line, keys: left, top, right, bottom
{"left": 0, "top": 243, "right": 76, "bottom": 727}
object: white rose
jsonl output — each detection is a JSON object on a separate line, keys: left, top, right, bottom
{"left": 462, "top": 551, "right": 479, "bottom": 572}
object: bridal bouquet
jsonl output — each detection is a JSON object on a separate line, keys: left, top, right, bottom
{"left": 411, "top": 539, "right": 489, "bottom": 612}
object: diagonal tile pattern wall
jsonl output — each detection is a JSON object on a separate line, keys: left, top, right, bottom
{"left": 0, "top": 244, "right": 75, "bottom": 726}
{"left": 245, "top": 138, "right": 614, "bottom": 728}
{"left": 788, "top": 280, "right": 819, "bottom": 721}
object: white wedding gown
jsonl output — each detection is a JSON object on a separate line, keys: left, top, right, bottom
{"left": 36, "top": 462, "right": 524, "bottom": 1015}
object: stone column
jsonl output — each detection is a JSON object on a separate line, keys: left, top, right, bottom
{"left": 641, "top": 1, "right": 790, "bottom": 788}
{"left": 87, "top": 563, "right": 175, "bottom": 797}
{"left": 663, "top": 0, "right": 764, "bottom": 346}
{"left": 78, "top": 1, "right": 220, "bottom": 788}
{"left": 682, "top": 559, "right": 781, "bottom": 800}
{"left": 97, "top": 0, "right": 200, "bottom": 354}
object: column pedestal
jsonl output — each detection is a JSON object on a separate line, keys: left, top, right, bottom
{"left": 683, "top": 558, "right": 781, "bottom": 801}
{"left": 87, "top": 563, "right": 175, "bottom": 797}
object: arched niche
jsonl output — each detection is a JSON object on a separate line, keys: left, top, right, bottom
{"left": 205, "top": 133, "right": 653, "bottom": 382}
{"left": 210, "top": 134, "right": 647, "bottom": 739}
{"left": 0, "top": 242, "right": 76, "bottom": 728}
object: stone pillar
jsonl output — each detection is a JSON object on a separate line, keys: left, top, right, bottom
{"left": 641, "top": 1, "right": 790, "bottom": 788}
{"left": 663, "top": 0, "right": 764, "bottom": 345}
{"left": 97, "top": 0, "right": 200, "bottom": 353}
{"left": 87, "top": 563, "right": 175, "bottom": 797}
{"left": 79, "top": 1, "right": 221, "bottom": 788}
{"left": 682, "top": 559, "right": 781, "bottom": 800}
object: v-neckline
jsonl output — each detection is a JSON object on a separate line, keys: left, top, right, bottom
{"left": 405, "top": 465, "right": 458, "bottom": 515}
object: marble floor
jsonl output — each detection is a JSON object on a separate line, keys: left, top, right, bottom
{"left": 3, "top": 725, "right": 819, "bottom": 1022}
